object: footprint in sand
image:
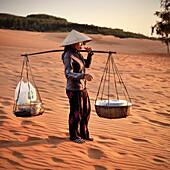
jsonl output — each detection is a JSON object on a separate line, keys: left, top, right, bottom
{"left": 0, "top": 120, "right": 10, "bottom": 126}
{"left": 47, "top": 136, "right": 67, "bottom": 145}
{"left": 12, "top": 151, "right": 25, "bottom": 158}
{"left": 88, "top": 148, "right": 104, "bottom": 159}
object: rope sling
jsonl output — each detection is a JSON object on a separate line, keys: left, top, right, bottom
{"left": 13, "top": 55, "right": 44, "bottom": 117}
{"left": 95, "top": 52, "right": 132, "bottom": 119}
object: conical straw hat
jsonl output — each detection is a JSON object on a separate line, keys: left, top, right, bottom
{"left": 60, "top": 30, "right": 92, "bottom": 47}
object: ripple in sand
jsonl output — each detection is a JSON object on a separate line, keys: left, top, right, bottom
{"left": 131, "top": 75, "right": 141, "bottom": 79}
{"left": 27, "top": 136, "right": 43, "bottom": 141}
{"left": 52, "top": 157, "right": 64, "bottom": 163}
{"left": 153, "top": 91, "right": 164, "bottom": 95}
{"left": 9, "top": 130, "right": 17, "bottom": 133}
{"left": 0, "top": 115, "right": 10, "bottom": 119}
{"left": 88, "top": 148, "right": 104, "bottom": 159}
{"left": 132, "top": 138, "right": 150, "bottom": 143}
{"left": 132, "top": 104, "right": 140, "bottom": 108}
{"left": 153, "top": 158, "right": 165, "bottom": 163}
{"left": 94, "top": 165, "right": 107, "bottom": 170}
{"left": 148, "top": 119, "right": 170, "bottom": 127}
{"left": 21, "top": 120, "right": 34, "bottom": 126}
{"left": 0, "top": 140, "right": 11, "bottom": 145}
{"left": 131, "top": 121, "right": 140, "bottom": 124}
{"left": 0, "top": 101, "right": 12, "bottom": 106}
{"left": 118, "top": 152, "right": 127, "bottom": 155}
{"left": 0, "top": 109, "right": 7, "bottom": 114}
{"left": 7, "top": 158, "right": 20, "bottom": 166}
{"left": 139, "top": 108, "right": 151, "bottom": 112}
{"left": 156, "top": 111, "right": 170, "bottom": 117}
{"left": 98, "top": 135, "right": 108, "bottom": 140}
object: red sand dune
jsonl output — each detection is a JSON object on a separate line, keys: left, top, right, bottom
{"left": 0, "top": 29, "right": 169, "bottom": 169}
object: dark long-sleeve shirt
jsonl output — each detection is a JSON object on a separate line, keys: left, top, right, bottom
{"left": 63, "top": 50, "right": 93, "bottom": 91}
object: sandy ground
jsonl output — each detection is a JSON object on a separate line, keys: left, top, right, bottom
{"left": 0, "top": 29, "right": 169, "bottom": 169}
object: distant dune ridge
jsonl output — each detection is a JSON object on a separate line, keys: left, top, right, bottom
{"left": 0, "top": 13, "right": 151, "bottom": 39}
{"left": 0, "top": 29, "right": 169, "bottom": 169}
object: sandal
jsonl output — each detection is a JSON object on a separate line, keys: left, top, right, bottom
{"left": 71, "top": 138, "right": 85, "bottom": 144}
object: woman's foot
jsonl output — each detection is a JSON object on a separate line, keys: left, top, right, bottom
{"left": 71, "top": 138, "right": 85, "bottom": 144}
{"left": 81, "top": 136, "right": 93, "bottom": 141}
{"left": 85, "top": 137, "right": 93, "bottom": 141}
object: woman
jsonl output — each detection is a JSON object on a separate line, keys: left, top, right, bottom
{"left": 61, "top": 30, "right": 93, "bottom": 143}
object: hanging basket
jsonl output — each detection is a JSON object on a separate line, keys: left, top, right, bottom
{"left": 95, "top": 52, "right": 132, "bottom": 119}
{"left": 14, "top": 102, "right": 44, "bottom": 117}
{"left": 13, "top": 55, "right": 45, "bottom": 117}
{"left": 95, "top": 100, "right": 132, "bottom": 119}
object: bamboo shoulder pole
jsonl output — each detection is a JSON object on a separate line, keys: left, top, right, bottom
{"left": 21, "top": 49, "right": 116, "bottom": 57}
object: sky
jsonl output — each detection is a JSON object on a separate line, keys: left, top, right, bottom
{"left": 0, "top": 0, "right": 161, "bottom": 36}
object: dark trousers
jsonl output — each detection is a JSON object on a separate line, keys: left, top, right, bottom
{"left": 66, "top": 88, "right": 91, "bottom": 140}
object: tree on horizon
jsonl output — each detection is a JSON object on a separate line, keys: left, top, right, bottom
{"left": 152, "top": 0, "right": 170, "bottom": 54}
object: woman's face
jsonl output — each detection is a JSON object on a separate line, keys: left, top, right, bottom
{"left": 73, "top": 42, "right": 83, "bottom": 51}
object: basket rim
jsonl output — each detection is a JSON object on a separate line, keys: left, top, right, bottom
{"left": 95, "top": 99, "right": 132, "bottom": 107}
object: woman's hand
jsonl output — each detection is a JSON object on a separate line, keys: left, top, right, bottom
{"left": 84, "top": 46, "right": 93, "bottom": 53}
{"left": 84, "top": 74, "right": 93, "bottom": 81}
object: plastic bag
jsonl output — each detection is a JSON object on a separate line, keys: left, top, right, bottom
{"left": 15, "top": 80, "right": 37, "bottom": 105}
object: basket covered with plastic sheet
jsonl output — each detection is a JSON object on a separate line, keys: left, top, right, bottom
{"left": 95, "top": 100, "right": 132, "bottom": 119}
{"left": 13, "top": 55, "right": 44, "bottom": 117}
{"left": 94, "top": 52, "right": 132, "bottom": 119}
{"left": 14, "top": 102, "right": 44, "bottom": 117}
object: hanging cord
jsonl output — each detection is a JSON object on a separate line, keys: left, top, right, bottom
{"left": 26, "top": 55, "right": 32, "bottom": 106}
{"left": 112, "top": 57, "right": 128, "bottom": 102}
{"left": 111, "top": 56, "right": 119, "bottom": 100}
{"left": 95, "top": 53, "right": 110, "bottom": 103}
{"left": 108, "top": 53, "right": 111, "bottom": 106}
{"left": 107, "top": 53, "right": 111, "bottom": 116}
{"left": 112, "top": 56, "right": 131, "bottom": 103}
{"left": 27, "top": 56, "right": 43, "bottom": 104}
{"left": 14, "top": 57, "right": 26, "bottom": 112}
{"left": 101, "top": 60, "right": 108, "bottom": 100}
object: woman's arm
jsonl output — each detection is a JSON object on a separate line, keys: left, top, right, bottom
{"left": 84, "top": 46, "right": 93, "bottom": 68}
{"left": 84, "top": 53, "right": 93, "bottom": 68}
{"left": 64, "top": 53, "right": 84, "bottom": 81}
